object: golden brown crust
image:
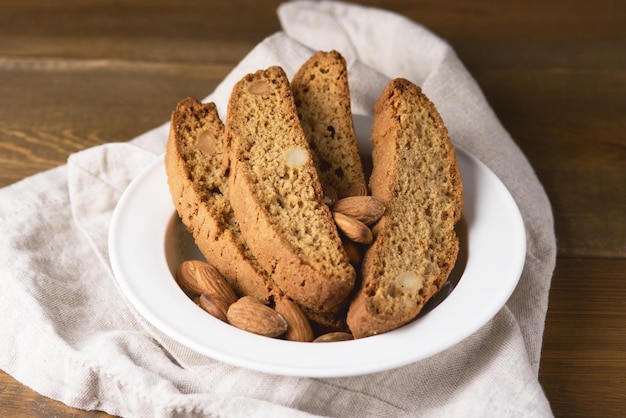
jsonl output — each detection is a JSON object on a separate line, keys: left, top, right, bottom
{"left": 291, "top": 50, "right": 365, "bottom": 198}
{"left": 225, "top": 67, "right": 356, "bottom": 314}
{"left": 346, "top": 79, "right": 463, "bottom": 338}
{"left": 165, "top": 97, "right": 276, "bottom": 303}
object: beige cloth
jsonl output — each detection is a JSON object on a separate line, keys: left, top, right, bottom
{"left": 0, "top": 1, "right": 555, "bottom": 416}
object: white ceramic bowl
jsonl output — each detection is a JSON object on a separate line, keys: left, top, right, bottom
{"left": 109, "top": 116, "right": 526, "bottom": 377}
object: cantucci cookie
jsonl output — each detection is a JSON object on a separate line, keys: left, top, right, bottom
{"left": 347, "top": 78, "right": 463, "bottom": 338}
{"left": 225, "top": 66, "right": 356, "bottom": 314}
{"left": 291, "top": 50, "right": 366, "bottom": 198}
{"left": 165, "top": 97, "right": 276, "bottom": 303}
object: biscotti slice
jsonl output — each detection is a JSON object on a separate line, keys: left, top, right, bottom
{"left": 346, "top": 78, "right": 463, "bottom": 338}
{"left": 291, "top": 50, "right": 366, "bottom": 198}
{"left": 225, "top": 66, "right": 356, "bottom": 314}
{"left": 165, "top": 97, "right": 276, "bottom": 303}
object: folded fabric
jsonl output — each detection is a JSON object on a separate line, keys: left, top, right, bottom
{"left": 0, "top": 1, "right": 556, "bottom": 417}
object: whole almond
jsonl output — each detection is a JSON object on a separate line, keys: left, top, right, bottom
{"left": 313, "top": 332, "right": 354, "bottom": 342}
{"left": 197, "top": 294, "right": 230, "bottom": 322}
{"left": 274, "top": 298, "right": 314, "bottom": 342}
{"left": 176, "top": 260, "right": 238, "bottom": 305}
{"left": 227, "top": 296, "right": 288, "bottom": 338}
{"left": 333, "top": 212, "right": 373, "bottom": 245}
{"left": 333, "top": 196, "right": 386, "bottom": 225}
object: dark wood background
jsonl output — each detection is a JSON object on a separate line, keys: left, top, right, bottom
{"left": 1, "top": 0, "right": 624, "bottom": 416}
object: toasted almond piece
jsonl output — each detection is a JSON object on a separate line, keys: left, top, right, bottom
{"left": 283, "top": 145, "right": 309, "bottom": 166}
{"left": 176, "top": 260, "right": 238, "bottom": 305}
{"left": 347, "top": 181, "right": 368, "bottom": 197}
{"left": 333, "top": 196, "right": 386, "bottom": 225}
{"left": 197, "top": 294, "right": 230, "bottom": 322}
{"left": 247, "top": 79, "right": 270, "bottom": 95}
{"left": 333, "top": 212, "right": 373, "bottom": 245}
{"left": 227, "top": 296, "right": 288, "bottom": 338}
{"left": 397, "top": 271, "right": 424, "bottom": 293}
{"left": 322, "top": 183, "right": 339, "bottom": 207}
{"left": 197, "top": 129, "right": 217, "bottom": 155}
{"left": 313, "top": 332, "right": 354, "bottom": 342}
{"left": 371, "top": 220, "right": 384, "bottom": 239}
{"left": 341, "top": 237, "right": 362, "bottom": 266}
{"left": 274, "top": 298, "right": 314, "bottom": 342}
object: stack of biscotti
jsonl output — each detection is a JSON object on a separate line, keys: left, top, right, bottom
{"left": 346, "top": 78, "right": 463, "bottom": 338}
{"left": 165, "top": 51, "right": 463, "bottom": 339}
{"left": 165, "top": 51, "right": 362, "bottom": 331}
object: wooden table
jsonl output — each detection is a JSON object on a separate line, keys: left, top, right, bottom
{"left": 1, "top": 0, "right": 624, "bottom": 416}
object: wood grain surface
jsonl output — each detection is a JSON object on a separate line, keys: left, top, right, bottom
{"left": 1, "top": 0, "right": 624, "bottom": 416}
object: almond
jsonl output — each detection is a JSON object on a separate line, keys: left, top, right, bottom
{"left": 284, "top": 146, "right": 309, "bottom": 166}
{"left": 341, "top": 237, "right": 362, "bottom": 266}
{"left": 333, "top": 196, "right": 386, "bottom": 225}
{"left": 347, "top": 181, "right": 368, "bottom": 197}
{"left": 227, "top": 296, "right": 288, "bottom": 338}
{"left": 371, "top": 220, "right": 383, "bottom": 238}
{"left": 248, "top": 79, "right": 270, "bottom": 95}
{"left": 397, "top": 271, "right": 424, "bottom": 293}
{"left": 274, "top": 298, "right": 314, "bottom": 342}
{"left": 197, "top": 130, "right": 217, "bottom": 155}
{"left": 313, "top": 332, "right": 354, "bottom": 342}
{"left": 322, "top": 183, "right": 339, "bottom": 207}
{"left": 196, "top": 294, "right": 230, "bottom": 322}
{"left": 176, "top": 260, "right": 238, "bottom": 305}
{"left": 333, "top": 212, "right": 373, "bottom": 245}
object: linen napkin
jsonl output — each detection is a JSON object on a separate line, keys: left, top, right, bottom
{"left": 0, "top": 1, "right": 556, "bottom": 417}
